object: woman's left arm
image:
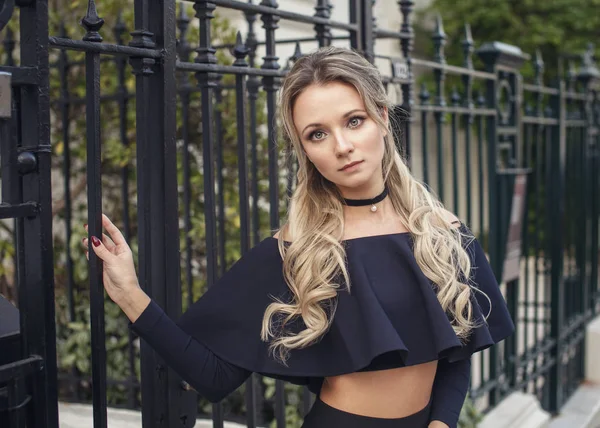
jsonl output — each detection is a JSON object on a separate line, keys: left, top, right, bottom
{"left": 428, "top": 357, "right": 471, "bottom": 428}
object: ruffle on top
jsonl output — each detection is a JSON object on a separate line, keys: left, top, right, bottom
{"left": 176, "top": 224, "right": 514, "bottom": 393}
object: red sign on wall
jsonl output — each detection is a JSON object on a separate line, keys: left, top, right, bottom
{"left": 502, "top": 173, "right": 528, "bottom": 283}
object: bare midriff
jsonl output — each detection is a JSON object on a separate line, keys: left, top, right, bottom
{"left": 319, "top": 360, "right": 438, "bottom": 418}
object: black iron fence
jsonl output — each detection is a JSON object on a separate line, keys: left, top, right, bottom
{"left": 0, "top": 1, "right": 598, "bottom": 427}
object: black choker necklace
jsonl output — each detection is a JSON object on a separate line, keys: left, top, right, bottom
{"left": 343, "top": 187, "right": 389, "bottom": 212}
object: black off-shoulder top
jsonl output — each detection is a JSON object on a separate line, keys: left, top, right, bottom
{"left": 130, "top": 223, "right": 514, "bottom": 427}
{"left": 176, "top": 223, "right": 512, "bottom": 374}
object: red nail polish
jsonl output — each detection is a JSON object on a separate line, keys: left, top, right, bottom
{"left": 91, "top": 236, "right": 100, "bottom": 247}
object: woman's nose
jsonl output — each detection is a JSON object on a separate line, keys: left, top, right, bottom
{"left": 334, "top": 134, "right": 354, "bottom": 156}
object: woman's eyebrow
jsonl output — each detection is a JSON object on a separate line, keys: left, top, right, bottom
{"left": 301, "top": 109, "right": 367, "bottom": 135}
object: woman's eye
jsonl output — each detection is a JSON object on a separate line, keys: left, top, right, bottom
{"left": 349, "top": 117, "right": 364, "bottom": 128}
{"left": 311, "top": 131, "right": 325, "bottom": 140}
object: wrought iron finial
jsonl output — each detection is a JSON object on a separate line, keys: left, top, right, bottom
{"left": 177, "top": 3, "right": 190, "bottom": 35}
{"left": 578, "top": 43, "right": 600, "bottom": 84}
{"left": 419, "top": 83, "right": 430, "bottom": 104}
{"left": 462, "top": 23, "right": 473, "bottom": 69}
{"left": 59, "top": 22, "right": 68, "bottom": 38}
{"left": 583, "top": 43, "right": 596, "bottom": 67}
{"left": 314, "top": 0, "right": 333, "bottom": 47}
{"left": 260, "top": 0, "right": 278, "bottom": 7}
{"left": 534, "top": 49, "right": 544, "bottom": 85}
{"left": 284, "top": 42, "right": 302, "bottom": 71}
{"left": 451, "top": 86, "right": 460, "bottom": 106}
{"left": 566, "top": 59, "right": 577, "bottom": 91}
{"left": 233, "top": 31, "right": 249, "bottom": 67}
{"left": 244, "top": 2, "right": 258, "bottom": 68}
{"left": 292, "top": 41, "right": 302, "bottom": 61}
{"left": 81, "top": 0, "right": 104, "bottom": 42}
{"left": 259, "top": 0, "right": 280, "bottom": 72}
{"left": 3, "top": 25, "right": 15, "bottom": 66}
{"left": 113, "top": 12, "right": 126, "bottom": 45}
{"left": 371, "top": 0, "right": 377, "bottom": 33}
{"left": 432, "top": 13, "right": 446, "bottom": 64}
{"left": 398, "top": 0, "right": 415, "bottom": 31}
{"left": 476, "top": 90, "right": 485, "bottom": 107}
{"left": 177, "top": 4, "right": 191, "bottom": 59}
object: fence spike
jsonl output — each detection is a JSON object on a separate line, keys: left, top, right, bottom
{"left": 432, "top": 13, "right": 446, "bottom": 64}
{"left": 292, "top": 41, "right": 302, "bottom": 61}
{"left": 59, "top": 22, "right": 68, "bottom": 38}
{"left": 534, "top": 49, "right": 544, "bottom": 85}
{"left": 259, "top": 0, "right": 278, "bottom": 7}
{"left": 113, "top": 11, "right": 126, "bottom": 44}
{"left": 433, "top": 13, "right": 446, "bottom": 39}
{"left": 419, "top": 83, "right": 430, "bottom": 104}
{"left": 3, "top": 26, "right": 15, "bottom": 66}
{"left": 451, "top": 86, "right": 460, "bottom": 105}
{"left": 81, "top": 0, "right": 104, "bottom": 42}
{"left": 476, "top": 90, "right": 485, "bottom": 107}
{"left": 177, "top": 3, "right": 191, "bottom": 57}
{"left": 577, "top": 43, "right": 600, "bottom": 84}
{"left": 233, "top": 31, "right": 249, "bottom": 67}
{"left": 462, "top": 23, "right": 473, "bottom": 69}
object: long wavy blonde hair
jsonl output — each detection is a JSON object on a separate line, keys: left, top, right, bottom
{"left": 261, "top": 46, "right": 480, "bottom": 364}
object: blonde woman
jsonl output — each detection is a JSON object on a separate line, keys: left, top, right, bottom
{"left": 84, "top": 47, "right": 514, "bottom": 428}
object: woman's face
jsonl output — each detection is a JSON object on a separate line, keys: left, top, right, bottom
{"left": 292, "top": 81, "right": 388, "bottom": 198}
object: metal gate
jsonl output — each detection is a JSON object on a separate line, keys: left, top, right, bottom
{"left": 0, "top": 1, "right": 58, "bottom": 427}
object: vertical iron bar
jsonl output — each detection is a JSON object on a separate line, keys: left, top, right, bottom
{"left": 399, "top": 1, "right": 414, "bottom": 163}
{"left": 245, "top": 8, "right": 261, "bottom": 246}
{"left": 233, "top": 32, "right": 257, "bottom": 428}
{"left": 214, "top": 77, "right": 226, "bottom": 277}
{"left": 476, "top": 93, "right": 485, "bottom": 240}
{"left": 132, "top": 0, "right": 196, "bottom": 426}
{"left": 259, "top": 2, "right": 285, "bottom": 426}
{"left": 81, "top": 2, "right": 108, "bottom": 425}
{"left": 450, "top": 88, "right": 459, "bottom": 213}
{"left": 113, "top": 14, "right": 138, "bottom": 408}
{"left": 360, "top": 0, "right": 374, "bottom": 63}
{"left": 549, "top": 80, "right": 566, "bottom": 412}
{"left": 462, "top": 25, "right": 474, "bottom": 224}
{"left": 419, "top": 84, "right": 429, "bottom": 186}
{"left": 193, "top": 1, "right": 223, "bottom": 426}
{"left": 432, "top": 15, "right": 446, "bottom": 202}
{"left": 177, "top": 4, "right": 194, "bottom": 308}
{"left": 58, "top": 24, "right": 75, "bottom": 326}
{"left": 17, "top": 0, "right": 58, "bottom": 425}
{"left": 314, "top": 0, "right": 332, "bottom": 48}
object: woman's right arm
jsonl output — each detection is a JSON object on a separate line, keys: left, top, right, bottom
{"left": 84, "top": 214, "right": 252, "bottom": 403}
{"left": 128, "top": 296, "right": 251, "bottom": 402}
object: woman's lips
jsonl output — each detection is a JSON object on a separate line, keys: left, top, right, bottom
{"left": 340, "top": 160, "right": 364, "bottom": 171}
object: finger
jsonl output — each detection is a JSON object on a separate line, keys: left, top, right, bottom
{"left": 102, "top": 214, "right": 127, "bottom": 247}
{"left": 89, "top": 235, "right": 115, "bottom": 263}
{"left": 85, "top": 251, "right": 89, "bottom": 261}
{"left": 102, "top": 233, "right": 116, "bottom": 251}
{"left": 82, "top": 237, "right": 89, "bottom": 248}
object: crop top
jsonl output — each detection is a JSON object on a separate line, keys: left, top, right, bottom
{"left": 130, "top": 223, "right": 514, "bottom": 427}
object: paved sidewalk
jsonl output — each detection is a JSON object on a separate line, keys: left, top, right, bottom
{"left": 58, "top": 402, "right": 256, "bottom": 428}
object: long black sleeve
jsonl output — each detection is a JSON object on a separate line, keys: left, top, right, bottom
{"left": 130, "top": 300, "right": 251, "bottom": 403}
{"left": 429, "top": 357, "right": 471, "bottom": 427}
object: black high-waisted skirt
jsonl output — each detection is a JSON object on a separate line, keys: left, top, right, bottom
{"left": 301, "top": 396, "right": 432, "bottom": 427}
